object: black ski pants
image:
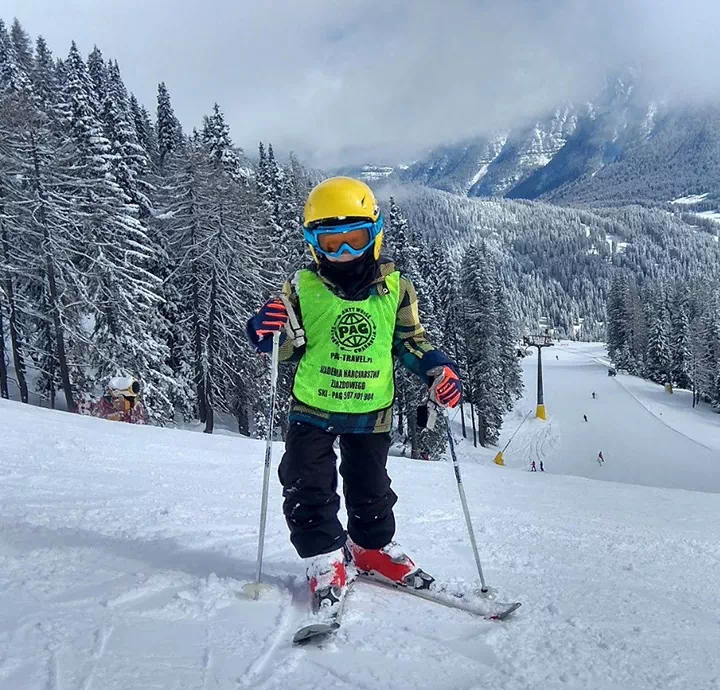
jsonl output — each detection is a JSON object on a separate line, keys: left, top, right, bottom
{"left": 278, "top": 421, "right": 397, "bottom": 558}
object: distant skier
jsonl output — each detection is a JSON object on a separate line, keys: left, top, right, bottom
{"left": 592, "top": 391, "right": 596, "bottom": 400}
{"left": 539, "top": 461, "right": 545, "bottom": 472}
{"left": 555, "top": 355, "right": 559, "bottom": 360}
{"left": 530, "top": 460, "right": 537, "bottom": 472}
{"left": 583, "top": 414, "right": 588, "bottom": 423}
{"left": 597, "top": 451, "right": 604, "bottom": 465}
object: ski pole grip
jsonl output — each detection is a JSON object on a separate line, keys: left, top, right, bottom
{"left": 427, "top": 402, "right": 438, "bottom": 430}
{"left": 277, "top": 293, "right": 305, "bottom": 347}
{"left": 417, "top": 402, "right": 439, "bottom": 430}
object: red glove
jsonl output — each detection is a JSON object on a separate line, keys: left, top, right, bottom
{"left": 253, "top": 298, "right": 288, "bottom": 338}
{"left": 429, "top": 365, "right": 462, "bottom": 409}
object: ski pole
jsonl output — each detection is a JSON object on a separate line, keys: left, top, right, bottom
{"left": 419, "top": 401, "right": 494, "bottom": 598}
{"left": 244, "top": 330, "right": 281, "bottom": 599}
{"left": 444, "top": 421, "right": 493, "bottom": 597}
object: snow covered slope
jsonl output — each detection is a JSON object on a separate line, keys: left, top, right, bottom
{"left": 2, "top": 354, "right": 720, "bottom": 689}
{"left": 495, "top": 343, "right": 720, "bottom": 492}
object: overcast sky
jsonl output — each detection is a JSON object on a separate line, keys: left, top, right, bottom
{"left": 6, "top": 0, "right": 720, "bottom": 166}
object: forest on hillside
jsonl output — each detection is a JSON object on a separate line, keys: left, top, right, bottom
{"left": 0, "top": 18, "right": 528, "bottom": 456}
{"left": 385, "top": 185, "right": 720, "bottom": 340}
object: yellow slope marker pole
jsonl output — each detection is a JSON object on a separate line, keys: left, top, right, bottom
{"left": 494, "top": 410, "right": 532, "bottom": 467}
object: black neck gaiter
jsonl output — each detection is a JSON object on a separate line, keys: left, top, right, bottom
{"left": 318, "top": 249, "right": 379, "bottom": 299}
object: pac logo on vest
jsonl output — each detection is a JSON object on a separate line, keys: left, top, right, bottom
{"left": 331, "top": 307, "right": 377, "bottom": 353}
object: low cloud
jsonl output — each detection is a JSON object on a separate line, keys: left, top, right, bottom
{"left": 7, "top": 0, "right": 720, "bottom": 166}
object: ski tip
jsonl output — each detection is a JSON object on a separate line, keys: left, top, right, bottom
{"left": 292, "top": 622, "right": 340, "bottom": 645}
{"left": 488, "top": 602, "right": 522, "bottom": 621}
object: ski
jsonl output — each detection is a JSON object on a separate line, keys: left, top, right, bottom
{"left": 293, "top": 567, "right": 520, "bottom": 643}
{"left": 292, "top": 573, "right": 356, "bottom": 644}
{"left": 357, "top": 569, "right": 521, "bottom": 621}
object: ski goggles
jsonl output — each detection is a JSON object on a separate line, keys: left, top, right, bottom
{"left": 303, "top": 216, "right": 383, "bottom": 259}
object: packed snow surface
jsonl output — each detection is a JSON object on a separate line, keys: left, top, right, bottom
{"left": 696, "top": 210, "right": 720, "bottom": 224}
{"left": 670, "top": 193, "right": 709, "bottom": 204}
{"left": 2, "top": 344, "right": 720, "bottom": 689}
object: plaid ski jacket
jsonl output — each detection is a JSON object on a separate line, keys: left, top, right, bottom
{"left": 249, "top": 258, "right": 455, "bottom": 434}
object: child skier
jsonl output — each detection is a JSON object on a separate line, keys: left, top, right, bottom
{"left": 246, "top": 177, "right": 462, "bottom": 611}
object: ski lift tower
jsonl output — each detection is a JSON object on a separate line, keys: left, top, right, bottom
{"left": 523, "top": 330, "right": 554, "bottom": 421}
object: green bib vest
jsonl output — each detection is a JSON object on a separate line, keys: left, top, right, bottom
{"left": 293, "top": 269, "right": 400, "bottom": 414}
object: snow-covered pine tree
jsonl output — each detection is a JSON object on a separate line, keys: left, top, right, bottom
{"left": 440, "top": 257, "right": 470, "bottom": 438}
{"left": 278, "top": 152, "right": 309, "bottom": 275}
{"left": 384, "top": 197, "right": 435, "bottom": 456}
{"left": 93, "top": 55, "right": 153, "bottom": 225}
{"left": 494, "top": 274, "right": 524, "bottom": 410}
{"left": 384, "top": 197, "right": 409, "bottom": 438}
{"left": 86, "top": 46, "right": 107, "bottom": 109}
{"left": 152, "top": 130, "right": 208, "bottom": 422}
{"left": 156, "top": 81, "right": 182, "bottom": 172}
{"left": 31, "top": 37, "right": 58, "bottom": 118}
{"left": 4, "top": 34, "right": 90, "bottom": 411}
{"left": 0, "top": 301, "right": 7, "bottom": 397}
{"left": 0, "top": 175, "right": 30, "bottom": 404}
{"left": 414, "top": 238, "right": 448, "bottom": 460}
{"left": 129, "top": 94, "right": 159, "bottom": 168}
{"left": 696, "top": 303, "right": 720, "bottom": 404}
{"left": 10, "top": 19, "right": 33, "bottom": 74}
{"left": 202, "top": 103, "right": 244, "bottom": 181}
{"left": 416, "top": 240, "right": 443, "bottom": 343}
{"left": 1, "top": 87, "right": 50, "bottom": 406}
{"left": 0, "top": 19, "right": 34, "bottom": 403}
{"left": 670, "top": 284, "right": 692, "bottom": 390}
{"left": 254, "top": 142, "right": 287, "bottom": 293}
{"left": 462, "top": 244, "right": 504, "bottom": 447}
{"left": 0, "top": 19, "right": 32, "bottom": 94}
{"left": 61, "top": 42, "right": 174, "bottom": 422}
{"left": 193, "top": 105, "right": 261, "bottom": 434}
{"left": 645, "top": 286, "right": 671, "bottom": 385}
{"left": 257, "top": 144, "right": 308, "bottom": 436}
{"left": 265, "top": 144, "right": 282, "bottom": 220}
{"left": 102, "top": 60, "right": 153, "bottom": 217}
{"left": 607, "top": 272, "right": 634, "bottom": 371}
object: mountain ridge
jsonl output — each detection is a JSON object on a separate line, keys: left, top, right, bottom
{"left": 339, "top": 72, "right": 720, "bottom": 207}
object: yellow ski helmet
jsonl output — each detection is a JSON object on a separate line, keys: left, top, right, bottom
{"left": 303, "top": 177, "right": 384, "bottom": 262}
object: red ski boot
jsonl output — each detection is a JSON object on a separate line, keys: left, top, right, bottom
{"left": 348, "top": 540, "right": 420, "bottom": 585}
{"left": 293, "top": 549, "right": 350, "bottom": 643}
{"left": 306, "top": 548, "right": 348, "bottom": 607}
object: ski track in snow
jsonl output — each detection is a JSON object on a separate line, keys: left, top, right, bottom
{"left": 81, "top": 625, "right": 113, "bottom": 690}
{"left": 237, "top": 582, "right": 306, "bottom": 688}
{"left": 2, "top": 346, "right": 720, "bottom": 689}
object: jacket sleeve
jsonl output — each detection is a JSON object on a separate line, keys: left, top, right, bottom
{"left": 392, "top": 276, "right": 456, "bottom": 382}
